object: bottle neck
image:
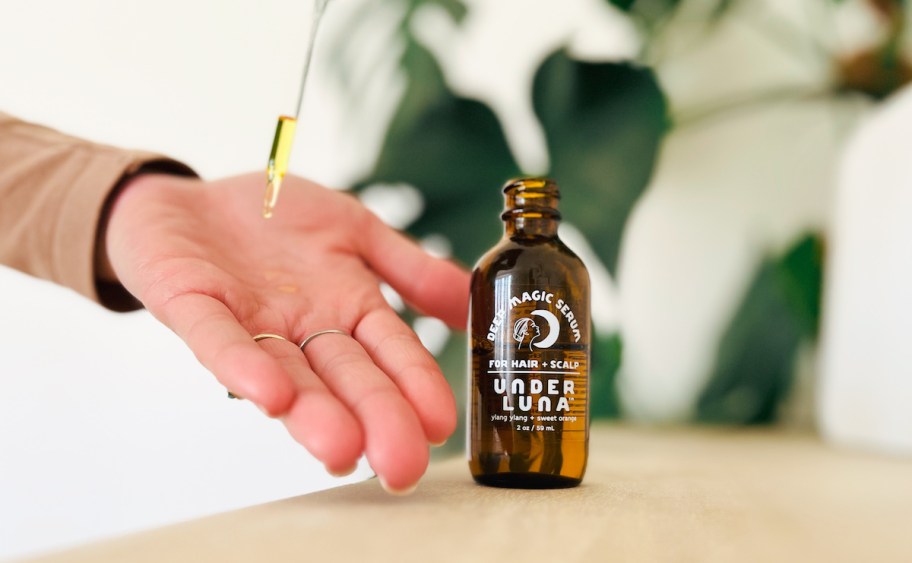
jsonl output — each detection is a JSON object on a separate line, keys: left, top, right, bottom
{"left": 504, "top": 213, "right": 560, "bottom": 239}
{"left": 502, "top": 178, "right": 561, "bottom": 241}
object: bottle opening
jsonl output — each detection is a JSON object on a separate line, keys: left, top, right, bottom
{"left": 502, "top": 177, "right": 560, "bottom": 197}
{"left": 502, "top": 177, "right": 561, "bottom": 223}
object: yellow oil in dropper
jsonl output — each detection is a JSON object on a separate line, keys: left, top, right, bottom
{"left": 262, "top": 0, "right": 331, "bottom": 219}
{"left": 263, "top": 116, "right": 297, "bottom": 218}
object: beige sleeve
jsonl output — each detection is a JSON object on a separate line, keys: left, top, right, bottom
{"left": 0, "top": 111, "right": 196, "bottom": 310}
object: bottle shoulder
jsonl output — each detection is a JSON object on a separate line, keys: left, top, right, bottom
{"left": 472, "top": 237, "right": 590, "bottom": 288}
{"left": 475, "top": 237, "right": 586, "bottom": 265}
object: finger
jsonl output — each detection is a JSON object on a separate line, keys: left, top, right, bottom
{"left": 303, "top": 332, "right": 429, "bottom": 492}
{"left": 360, "top": 212, "right": 470, "bottom": 330}
{"left": 156, "top": 292, "right": 296, "bottom": 416}
{"left": 355, "top": 309, "right": 457, "bottom": 445}
{"left": 256, "top": 338, "right": 364, "bottom": 473}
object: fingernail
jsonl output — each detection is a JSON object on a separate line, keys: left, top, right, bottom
{"left": 430, "top": 439, "right": 447, "bottom": 448}
{"left": 379, "top": 478, "right": 418, "bottom": 496}
{"left": 327, "top": 464, "right": 358, "bottom": 478}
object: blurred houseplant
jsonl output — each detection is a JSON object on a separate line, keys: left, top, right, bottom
{"left": 329, "top": 0, "right": 911, "bottom": 438}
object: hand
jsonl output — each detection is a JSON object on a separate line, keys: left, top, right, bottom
{"left": 103, "top": 173, "right": 469, "bottom": 493}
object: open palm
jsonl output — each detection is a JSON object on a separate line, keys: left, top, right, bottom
{"left": 104, "top": 172, "right": 469, "bottom": 492}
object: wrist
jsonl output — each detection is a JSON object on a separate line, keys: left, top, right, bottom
{"left": 95, "top": 172, "right": 166, "bottom": 283}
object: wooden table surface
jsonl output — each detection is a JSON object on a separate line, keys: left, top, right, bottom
{"left": 26, "top": 424, "right": 912, "bottom": 562}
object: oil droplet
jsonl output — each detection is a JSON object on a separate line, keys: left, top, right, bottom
{"left": 277, "top": 285, "right": 299, "bottom": 294}
{"left": 263, "top": 270, "right": 283, "bottom": 281}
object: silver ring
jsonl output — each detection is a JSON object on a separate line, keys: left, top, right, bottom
{"left": 229, "top": 333, "right": 291, "bottom": 399}
{"left": 299, "top": 329, "right": 349, "bottom": 351}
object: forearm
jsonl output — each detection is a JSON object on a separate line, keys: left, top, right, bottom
{"left": 0, "top": 112, "right": 195, "bottom": 310}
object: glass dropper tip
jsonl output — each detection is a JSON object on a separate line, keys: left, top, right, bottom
{"left": 262, "top": 170, "right": 281, "bottom": 219}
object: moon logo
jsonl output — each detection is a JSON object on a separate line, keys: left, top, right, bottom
{"left": 531, "top": 310, "right": 560, "bottom": 349}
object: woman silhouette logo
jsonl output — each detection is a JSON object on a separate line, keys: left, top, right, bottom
{"left": 512, "top": 310, "right": 561, "bottom": 350}
{"left": 512, "top": 318, "right": 541, "bottom": 350}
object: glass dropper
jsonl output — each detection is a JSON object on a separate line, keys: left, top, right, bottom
{"left": 262, "top": 0, "right": 331, "bottom": 219}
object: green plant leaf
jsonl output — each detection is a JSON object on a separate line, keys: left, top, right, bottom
{"left": 777, "top": 234, "right": 824, "bottom": 339}
{"left": 606, "top": 0, "right": 681, "bottom": 22}
{"left": 354, "top": 40, "right": 666, "bottom": 415}
{"left": 356, "top": 41, "right": 521, "bottom": 265}
{"left": 696, "top": 234, "right": 824, "bottom": 424}
{"left": 532, "top": 51, "right": 668, "bottom": 274}
{"left": 607, "top": 0, "right": 638, "bottom": 10}
{"left": 404, "top": 0, "right": 467, "bottom": 22}
{"left": 608, "top": 0, "right": 742, "bottom": 31}
{"left": 591, "top": 332, "right": 623, "bottom": 418}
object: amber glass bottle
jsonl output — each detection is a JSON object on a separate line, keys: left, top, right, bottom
{"left": 468, "top": 177, "right": 591, "bottom": 488}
